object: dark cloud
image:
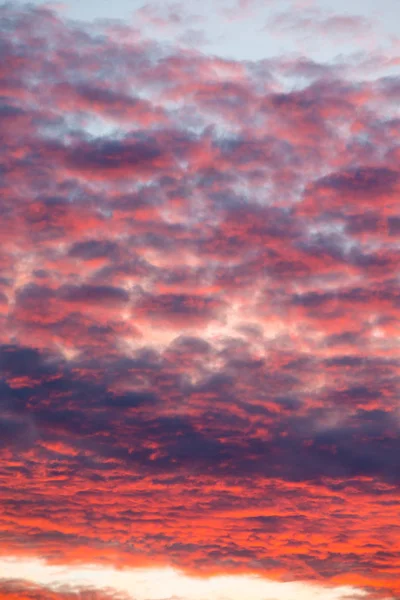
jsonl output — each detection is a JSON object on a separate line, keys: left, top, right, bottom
{"left": 68, "top": 240, "right": 120, "bottom": 261}
{"left": 59, "top": 284, "right": 130, "bottom": 305}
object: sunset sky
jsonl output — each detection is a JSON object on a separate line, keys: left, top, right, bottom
{"left": 0, "top": 0, "right": 399, "bottom": 599}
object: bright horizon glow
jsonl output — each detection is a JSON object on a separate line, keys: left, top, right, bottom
{"left": 0, "top": 558, "right": 369, "bottom": 600}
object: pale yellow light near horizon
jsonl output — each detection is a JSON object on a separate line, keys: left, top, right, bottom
{"left": 0, "top": 557, "right": 370, "bottom": 600}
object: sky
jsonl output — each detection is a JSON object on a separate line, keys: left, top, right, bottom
{"left": 0, "top": 0, "right": 399, "bottom": 599}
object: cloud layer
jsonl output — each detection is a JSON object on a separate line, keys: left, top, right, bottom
{"left": 0, "top": 2, "right": 399, "bottom": 598}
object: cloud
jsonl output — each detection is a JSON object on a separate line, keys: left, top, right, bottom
{"left": 53, "top": 83, "right": 167, "bottom": 126}
{"left": 0, "top": 579, "right": 128, "bottom": 600}
{"left": 0, "top": 3, "right": 399, "bottom": 599}
{"left": 268, "top": 8, "right": 374, "bottom": 43}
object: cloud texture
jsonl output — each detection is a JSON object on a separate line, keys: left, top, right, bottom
{"left": 0, "top": 2, "right": 399, "bottom": 598}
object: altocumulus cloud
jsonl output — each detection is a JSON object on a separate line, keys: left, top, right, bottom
{"left": 0, "top": 2, "right": 399, "bottom": 600}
